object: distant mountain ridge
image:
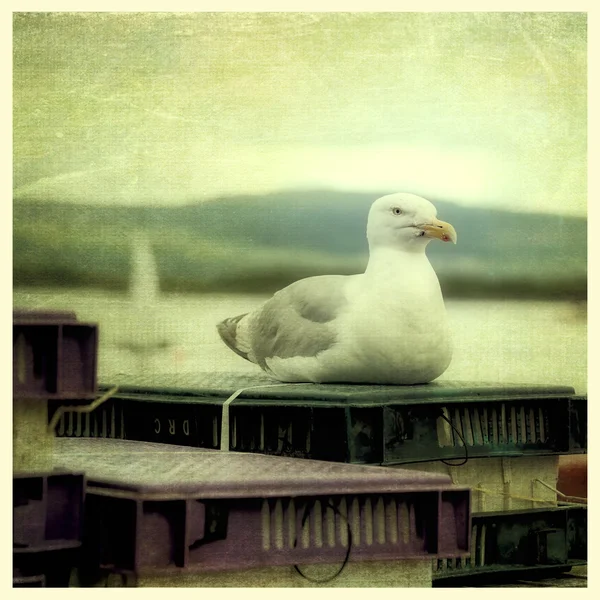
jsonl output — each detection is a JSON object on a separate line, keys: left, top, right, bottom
{"left": 13, "top": 189, "right": 587, "bottom": 298}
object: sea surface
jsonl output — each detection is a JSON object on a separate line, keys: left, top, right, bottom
{"left": 13, "top": 288, "right": 587, "bottom": 395}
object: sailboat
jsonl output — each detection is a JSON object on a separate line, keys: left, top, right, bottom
{"left": 117, "top": 231, "right": 172, "bottom": 358}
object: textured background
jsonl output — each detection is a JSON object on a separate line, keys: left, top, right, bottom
{"left": 13, "top": 12, "right": 587, "bottom": 390}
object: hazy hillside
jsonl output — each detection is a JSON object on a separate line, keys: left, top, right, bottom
{"left": 13, "top": 190, "right": 587, "bottom": 298}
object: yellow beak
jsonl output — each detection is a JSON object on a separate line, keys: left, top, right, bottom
{"left": 421, "top": 218, "right": 457, "bottom": 244}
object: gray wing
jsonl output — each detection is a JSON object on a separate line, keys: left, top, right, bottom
{"left": 217, "top": 275, "right": 349, "bottom": 368}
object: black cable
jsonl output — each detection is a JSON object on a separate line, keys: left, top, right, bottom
{"left": 278, "top": 424, "right": 294, "bottom": 454}
{"left": 438, "top": 411, "right": 469, "bottom": 467}
{"left": 381, "top": 411, "right": 470, "bottom": 468}
{"left": 293, "top": 500, "right": 352, "bottom": 584}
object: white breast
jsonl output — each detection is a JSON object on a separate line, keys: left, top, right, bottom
{"left": 331, "top": 267, "right": 451, "bottom": 383}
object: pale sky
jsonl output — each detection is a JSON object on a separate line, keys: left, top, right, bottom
{"left": 13, "top": 12, "right": 587, "bottom": 215}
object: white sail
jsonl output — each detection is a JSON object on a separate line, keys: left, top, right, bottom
{"left": 116, "top": 230, "right": 172, "bottom": 368}
{"left": 129, "top": 231, "right": 161, "bottom": 307}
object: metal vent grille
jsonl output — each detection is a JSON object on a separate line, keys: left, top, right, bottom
{"left": 437, "top": 404, "right": 550, "bottom": 448}
{"left": 54, "top": 401, "right": 125, "bottom": 440}
{"left": 53, "top": 390, "right": 585, "bottom": 463}
{"left": 260, "top": 495, "right": 424, "bottom": 552}
{"left": 231, "top": 413, "right": 312, "bottom": 454}
{"left": 434, "top": 522, "right": 486, "bottom": 573}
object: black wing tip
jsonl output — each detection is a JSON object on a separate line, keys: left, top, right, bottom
{"left": 217, "top": 314, "right": 251, "bottom": 362}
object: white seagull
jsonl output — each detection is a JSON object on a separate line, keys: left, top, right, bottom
{"left": 217, "top": 193, "right": 457, "bottom": 385}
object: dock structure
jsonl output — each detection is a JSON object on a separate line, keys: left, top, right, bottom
{"left": 13, "top": 310, "right": 97, "bottom": 585}
{"left": 53, "top": 437, "right": 470, "bottom": 587}
{"left": 13, "top": 310, "right": 587, "bottom": 587}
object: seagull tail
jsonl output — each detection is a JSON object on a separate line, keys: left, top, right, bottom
{"left": 216, "top": 313, "right": 254, "bottom": 363}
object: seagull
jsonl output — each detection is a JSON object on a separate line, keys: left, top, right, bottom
{"left": 217, "top": 193, "right": 457, "bottom": 384}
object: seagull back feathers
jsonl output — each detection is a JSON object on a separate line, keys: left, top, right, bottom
{"left": 250, "top": 277, "right": 344, "bottom": 368}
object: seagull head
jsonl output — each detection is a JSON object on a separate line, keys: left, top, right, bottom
{"left": 366, "top": 192, "right": 457, "bottom": 251}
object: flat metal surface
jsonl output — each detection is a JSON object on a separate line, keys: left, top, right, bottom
{"left": 103, "top": 375, "right": 577, "bottom": 405}
{"left": 53, "top": 438, "right": 460, "bottom": 499}
{"left": 13, "top": 309, "right": 79, "bottom": 323}
{"left": 483, "top": 565, "right": 587, "bottom": 587}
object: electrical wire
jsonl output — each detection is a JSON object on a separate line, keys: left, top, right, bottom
{"left": 293, "top": 500, "right": 352, "bottom": 584}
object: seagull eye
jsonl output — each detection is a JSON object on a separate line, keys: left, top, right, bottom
{"left": 392, "top": 207, "right": 403, "bottom": 215}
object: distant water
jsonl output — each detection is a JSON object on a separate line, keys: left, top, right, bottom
{"left": 13, "top": 288, "right": 587, "bottom": 395}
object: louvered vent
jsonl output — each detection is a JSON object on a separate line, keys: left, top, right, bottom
{"left": 231, "top": 412, "right": 312, "bottom": 454}
{"left": 260, "top": 495, "right": 426, "bottom": 552}
{"left": 437, "top": 403, "right": 550, "bottom": 448}
{"left": 55, "top": 401, "right": 125, "bottom": 440}
{"left": 433, "top": 522, "right": 486, "bottom": 573}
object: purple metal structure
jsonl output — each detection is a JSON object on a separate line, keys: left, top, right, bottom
{"left": 13, "top": 309, "right": 473, "bottom": 586}
{"left": 54, "top": 438, "right": 471, "bottom": 579}
{"left": 13, "top": 309, "right": 97, "bottom": 586}
{"left": 13, "top": 310, "right": 98, "bottom": 401}
{"left": 13, "top": 471, "right": 85, "bottom": 552}
{"left": 13, "top": 472, "right": 86, "bottom": 586}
